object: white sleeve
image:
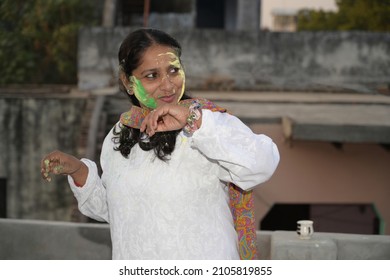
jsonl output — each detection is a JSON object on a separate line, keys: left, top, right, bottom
{"left": 68, "top": 159, "right": 109, "bottom": 222}
{"left": 191, "top": 110, "right": 280, "bottom": 191}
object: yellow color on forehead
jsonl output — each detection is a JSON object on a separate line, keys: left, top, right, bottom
{"left": 154, "top": 51, "right": 177, "bottom": 64}
{"left": 139, "top": 46, "right": 175, "bottom": 67}
{"left": 158, "top": 51, "right": 177, "bottom": 58}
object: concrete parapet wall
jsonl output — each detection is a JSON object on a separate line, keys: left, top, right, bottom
{"left": 78, "top": 27, "right": 390, "bottom": 93}
{"left": 1, "top": 219, "right": 389, "bottom": 260}
{"left": 0, "top": 218, "right": 111, "bottom": 260}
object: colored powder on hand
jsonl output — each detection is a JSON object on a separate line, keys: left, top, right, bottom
{"left": 54, "top": 165, "right": 64, "bottom": 173}
{"left": 43, "top": 159, "right": 51, "bottom": 182}
{"left": 44, "top": 159, "right": 50, "bottom": 173}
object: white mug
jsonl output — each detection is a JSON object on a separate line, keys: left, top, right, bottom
{"left": 297, "top": 220, "right": 314, "bottom": 239}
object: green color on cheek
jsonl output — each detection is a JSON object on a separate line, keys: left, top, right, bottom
{"left": 130, "top": 76, "right": 157, "bottom": 109}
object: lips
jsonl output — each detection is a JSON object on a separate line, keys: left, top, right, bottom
{"left": 159, "top": 94, "right": 176, "bottom": 103}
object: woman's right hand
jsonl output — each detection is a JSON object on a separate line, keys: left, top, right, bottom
{"left": 41, "top": 150, "right": 88, "bottom": 186}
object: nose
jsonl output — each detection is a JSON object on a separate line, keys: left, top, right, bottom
{"left": 159, "top": 75, "right": 174, "bottom": 92}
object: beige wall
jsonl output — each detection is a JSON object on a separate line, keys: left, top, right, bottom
{"left": 250, "top": 123, "right": 390, "bottom": 234}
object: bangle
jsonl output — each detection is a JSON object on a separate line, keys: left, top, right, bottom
{"left": 183, "top": 101, "right": 202, "bottom": 136}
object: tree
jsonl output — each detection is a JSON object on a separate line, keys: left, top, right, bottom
{"left": 297, "top": 0, "right": 390, "bottom": 32}
{"left": 0, "top": 0, "right": 98, "bottom": 85}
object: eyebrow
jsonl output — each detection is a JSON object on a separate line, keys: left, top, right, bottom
{"left": 140, "top": 64, "right": 179, "bottom": 76}
{"left": 140, "top": 68, "right": 158, "bottom": 75}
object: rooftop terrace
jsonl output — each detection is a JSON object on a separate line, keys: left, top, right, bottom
{"left": 1, "top": 218, "right": 389, "bottom": 260}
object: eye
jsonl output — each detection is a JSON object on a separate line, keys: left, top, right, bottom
{"left": 169, "top": 67, "right": 180, "bottom": 75}
{"left": 145, "top": 72, "right": 158, "bottom": 79}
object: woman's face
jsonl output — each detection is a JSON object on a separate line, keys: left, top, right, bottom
{"left": 130, "top": 44, "right": 185, "bottom": 109}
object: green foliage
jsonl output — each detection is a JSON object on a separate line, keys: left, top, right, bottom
{"left": 0, "top": 0, "right": 98, "bottom": 85}
{"left": 297, "top": 0, "right": 390, "bottom": 32}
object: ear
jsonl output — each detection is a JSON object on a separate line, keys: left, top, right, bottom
{"left": 119, "top": 70, "right": 133, "bottom": 95}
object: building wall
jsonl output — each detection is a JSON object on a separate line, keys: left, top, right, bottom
{"left": 236, "top": 0, "right": 260, "bottom": 31}
{"left": 250, "top": 123, "right": 390, "bottom": 235}
{"left": 78, "top": 28, "right": 390, "bottom": 94}
{"left": 0, "top": 96, "right": 87, "bottom": 221}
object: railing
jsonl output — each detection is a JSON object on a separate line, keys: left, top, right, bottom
{"left": 1, "top": 218, "right": 389, "bottom": 260}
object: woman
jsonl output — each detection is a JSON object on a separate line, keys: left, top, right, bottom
{"left": 41, "top": 28, "right": 280, "bottom": 260}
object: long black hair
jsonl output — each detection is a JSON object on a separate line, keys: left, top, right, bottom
{"left": 113, "top": 28, "right": 190, "bottom": 161}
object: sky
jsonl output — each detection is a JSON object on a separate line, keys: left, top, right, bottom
{"left": 261, "top": 0, "right": 338, "bottom": 30}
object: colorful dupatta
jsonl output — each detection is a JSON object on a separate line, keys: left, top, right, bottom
{"left": 120, "top": 98, "right": 257, "bottom": 260}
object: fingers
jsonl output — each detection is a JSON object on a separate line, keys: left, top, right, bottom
{"left": 140, "top": 109, "right": 159, "bottom": 137}
{"left": 41, "top": 158, "right": 52, "bottom": 182}
{"left": 140, "top": 105, "right": 188, "bottom": 136}
{"left": 40, "top": 151, "right": 66, "bottom": 182}
{"left": 41, "top": 157, "right": 56, "bottom": 182}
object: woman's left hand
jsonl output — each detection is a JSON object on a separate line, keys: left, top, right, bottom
{"left": 140, "top": 104, "right": 197, "bottom": 137}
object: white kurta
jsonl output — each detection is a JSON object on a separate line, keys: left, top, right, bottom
{"left": 68, "top": 110, "right": 280, "bottom": 259}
